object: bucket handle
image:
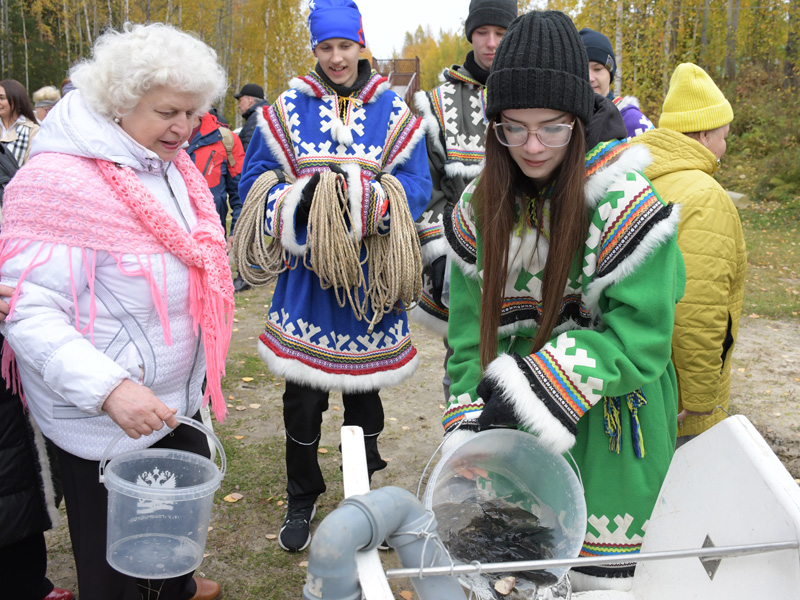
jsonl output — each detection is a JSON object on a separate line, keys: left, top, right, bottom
{"left": 99, "top": 414, "right": 226, "bottom": 483}
{"left": 564, "top": 449, "right": 585, "bottom": 493}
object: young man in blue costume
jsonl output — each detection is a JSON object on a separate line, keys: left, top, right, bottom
{"left": 239, "top": 0, "right": 432, "bottom": 552}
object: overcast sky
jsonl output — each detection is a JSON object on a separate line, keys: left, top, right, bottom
{"left": 355, "top": 0, "right": 471, "bottom": 58}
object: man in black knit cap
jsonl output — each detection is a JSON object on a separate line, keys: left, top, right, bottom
{"left": 413, "top": 0, "right": 517, "bottom": 399}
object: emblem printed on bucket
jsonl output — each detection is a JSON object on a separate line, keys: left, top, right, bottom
{"left": 136, "top": 467, "right": 177, "bottom": 515}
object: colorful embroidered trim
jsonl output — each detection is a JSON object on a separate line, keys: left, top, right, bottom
{"left": 418, "top": 289, "right": 449, "bottom": 320}
{"left": 498, "top": 294, "right": 591, "bottom": 328}
{"left": 596, "top": 186, "right": 664, "bottom": 277}
{"left": 585, "top": 139, "right": 627, "bottom": 177}
{"left": 266, "top": 102, "right": 301, "bottom": 176}
{"left": 580, "top": 541, "right": 642, "bottom": 558}
{"left": 384, "top": 109, "right": 421, "bottom": 167}
{"left": 519, "top": 351, "right": 590, "bottom": 429}
{"left": 443, "top": 200, "right": 477, "bottom": 265}
{"left": 417, "top": 222, "right": 443, "bottom": 245}
{"left": 260, "top": 324, "right": 415, "bottom": 376}
{"left": 442, "top": 401, "right": 483, "bottom": 431}
{"left": 442, "top": 66, "right": 483, "bottom": 87}
{"left": 296, "top": 70, "right": 388, "bottom": 104}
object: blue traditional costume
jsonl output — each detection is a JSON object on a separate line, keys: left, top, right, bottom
{"left": 238, "top": 0, "right": 431, "bottom": 552}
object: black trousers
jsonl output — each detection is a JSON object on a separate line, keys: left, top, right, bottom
{"left": 283, "top": 381, "right": 387, "bottom": 508}
{"left": 0, "top": 532, "right": 54, "bottom": 599}
{"left": 56, "top": 416, "right": 209, "bottom": 600}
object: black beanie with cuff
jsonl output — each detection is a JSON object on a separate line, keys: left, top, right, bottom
{"left": 486, "top": 10, "right": 595, "bottom": 125}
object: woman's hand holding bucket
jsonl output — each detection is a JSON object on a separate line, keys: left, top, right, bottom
{"left": 103, "top": 379, "right": 179, "bottom": 439}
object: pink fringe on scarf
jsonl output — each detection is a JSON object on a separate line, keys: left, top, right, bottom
{"left": 0, "top": 151, "right": 234, "bottom": 421}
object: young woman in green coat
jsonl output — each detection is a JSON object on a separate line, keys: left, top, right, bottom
{"left": 440, "top": 11, "right": 685, "bottom": 592}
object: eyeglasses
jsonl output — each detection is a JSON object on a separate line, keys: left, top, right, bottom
{"left": 493, "top": 120, "right": 576, "bottom": 148}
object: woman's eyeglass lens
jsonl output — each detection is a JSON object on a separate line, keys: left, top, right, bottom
{"left": 493, "top": 121, "right": 575, "bottom": 148}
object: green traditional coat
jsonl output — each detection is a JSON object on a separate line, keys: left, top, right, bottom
{"left": 442, "top": 140, "right": 686, "bottom": 582}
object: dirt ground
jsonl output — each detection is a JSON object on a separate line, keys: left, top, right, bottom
{"left": 43, "top": 284, "right": 800, "bottom": 597}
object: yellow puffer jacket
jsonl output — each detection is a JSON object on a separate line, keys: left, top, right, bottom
{"left": 632, "top": 128, "right": 746, "bottom": 437}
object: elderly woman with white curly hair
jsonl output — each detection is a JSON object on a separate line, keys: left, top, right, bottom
{"left": 0, "top": 23, "right": 233, "bottom": 600}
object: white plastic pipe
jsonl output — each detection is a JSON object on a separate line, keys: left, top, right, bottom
{"left": 302, "top": 486, "right": 466, "bottom": 600}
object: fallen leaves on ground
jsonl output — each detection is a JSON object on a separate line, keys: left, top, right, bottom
{"left": 224, "top": 492, "right": 244, "bottom": 503}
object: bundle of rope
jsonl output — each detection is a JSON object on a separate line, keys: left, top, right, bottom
{"left": 232, "top": 169, "right": 422, "bottom": 333}
{"left": 231, "top": 169, "right": 291, "bottom": 286}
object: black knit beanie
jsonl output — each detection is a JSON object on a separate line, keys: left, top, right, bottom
{"left": 579, "top": 28, "right": 616, "bottom": 79}
{"left": 486, "top": 11, "right": 594, "bottom": 125}
{"left": 465, "top": 0, "right": 517, "bottom": 42}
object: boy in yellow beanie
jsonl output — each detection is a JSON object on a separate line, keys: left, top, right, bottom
{"left": 633, "top": 63, "right": 747, "bottom": 446}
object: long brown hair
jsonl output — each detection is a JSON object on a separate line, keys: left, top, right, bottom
{"left": 473, "top": 115, "right": 587, "bottom": 369}
{"left": 0, "top": 79, "right": 37, "bottom": 124}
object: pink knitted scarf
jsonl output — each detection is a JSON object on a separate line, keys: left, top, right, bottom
{"left": 0, "top": 150, "right": 234, "bottom": 421}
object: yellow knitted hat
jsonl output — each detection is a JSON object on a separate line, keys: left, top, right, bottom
{"left": 659, "top": 63, "right": 733, "bottom": 132}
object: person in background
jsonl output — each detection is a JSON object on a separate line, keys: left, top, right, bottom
{"left": 0, "top": 79, "right": 40, "bottom": 167}
{"left": 234, "top": 83, "right": 268, "bottom": 152}
{"left": 441, "top": 11, "right": 683, "bottom": 592}
{"left": 0, "top": 23, "right": 232, "bottom": 600}
{"left": 32, "top": 86, "right": 62, "bottom": 123}
{"left": 239, "top": 0, "right": 431, "bottom": 554}
{"left": 632, "top": 63, "right": 746, "bottom": 447}
{"left": 413, "top": 0, "right": 517, "bottom": 400}
{"left": 188, "top": 111, "right": 249, "bottom": 292}
{"left": 188, "top": 112, "right": 244, "bottom": 249}
{"left": 0, "top": 285, "right": 74, "bottom": 599}
{"left": 60, "top": 78, "right": 76, "bottom": 96}
{"left": 579, "top": 28, "right": 654, "bottom": 139}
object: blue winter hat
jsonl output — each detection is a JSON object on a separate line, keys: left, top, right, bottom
{"left": 579, "top": 28, "right": 616, "bottom": 79}
{"left": 308, "top": 0, "right": 365, "bottom": 49}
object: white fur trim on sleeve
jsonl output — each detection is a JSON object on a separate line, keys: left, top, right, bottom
{"left": 484, "top": 354, "right": 576, "bottom": 454}
{"left": 585, "top": 144, "right": 652, "bottom": 209}
{"left": 420, "top": 236, "right": 448, "bottom": 265}
{"left": 441, "top": 427, "right": 478, "bottom": 458}
{"left": 279, "top": 176, "right": 314, "bottom": 256}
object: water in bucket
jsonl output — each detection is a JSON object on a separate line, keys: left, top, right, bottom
{"left": 424, "top": 429, "right": 586, "bottom": 594}
{"left": 100, "top": 416, "right": 226, "bottom": 579}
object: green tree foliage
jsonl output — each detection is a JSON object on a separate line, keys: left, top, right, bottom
{"left": 0, "top": 0, "right": 315, "bottom": 124}
{"left": 399, "top": 25, "right": 471, "bottom": 90}
{"left": 394, "top": 0, "right": 798, "bottom": 204}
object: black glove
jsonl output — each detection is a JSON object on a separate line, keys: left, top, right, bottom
{"left": 296, "top": 172, "right": 320, "bottom": 227}
{"left": 476, "top": 377, "right": 520, "bottom": 430}
{"left": 429, "top": 255, "right": 447, "bottom": 305}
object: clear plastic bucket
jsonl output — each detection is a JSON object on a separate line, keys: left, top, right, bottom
{"left": 423, "top": 429, "right": 586, "bottom": 586}
{"left": 99, "top": 415, "right": 226, "bottom": 579}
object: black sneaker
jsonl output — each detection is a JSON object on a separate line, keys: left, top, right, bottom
{"left": 278, "top": 504, "right": 316, "bottom": 552}
{"left": 233, "top": 274, "right": 251, "bottom": 293}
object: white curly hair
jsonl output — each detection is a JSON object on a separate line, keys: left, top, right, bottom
{"left": 70, "top": 22, "right": 228, "bottom": 120}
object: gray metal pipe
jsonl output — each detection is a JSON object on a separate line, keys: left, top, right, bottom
{"left": 303, "top": 486, "right": 466, "bottom": 600}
